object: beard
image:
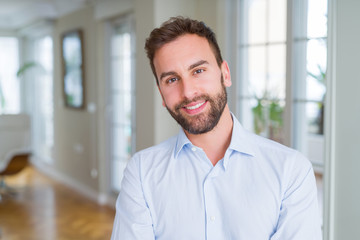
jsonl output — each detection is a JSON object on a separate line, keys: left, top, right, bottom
{"left": 164, "top": 76, "right": 228, "bottom": 135}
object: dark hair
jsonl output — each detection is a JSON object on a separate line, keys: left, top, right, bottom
{"left": 145, "top": 16, "right": 223, "bottom": 85}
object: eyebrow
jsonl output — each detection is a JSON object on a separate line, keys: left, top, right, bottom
{"left": 188, "top": 60, "right": 209, "bottom": 71}
{"left": 159, "top": 71, "right": 177, "bottom": 82}
{"left": 159, "top": 60, "right": 209, "bottom": 82}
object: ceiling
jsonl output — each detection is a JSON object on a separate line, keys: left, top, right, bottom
{"left": 0, "top": 0, "right": 95, "bottom": 31}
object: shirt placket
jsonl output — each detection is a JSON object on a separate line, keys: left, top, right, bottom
{"left": 203, "top": 164, "right": 223, "bottom": 240}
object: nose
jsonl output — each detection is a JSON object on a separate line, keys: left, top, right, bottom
{"left": 181, "top": 77, "right": 198, "bottom": 99}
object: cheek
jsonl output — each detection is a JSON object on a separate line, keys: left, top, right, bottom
{"left": 202, "top": 80, "right": 223, "bottom": 95}
{"left": 160, "top": 88, "right": 180, "bottom": 108}
{"left": 200, "top": 71, "right": 223, "bottom": 91}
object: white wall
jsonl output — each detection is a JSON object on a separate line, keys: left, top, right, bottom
{"left": 133, "top": 0, "right": 156, "bottom": 151}
{"left": 330, "top": 0, "right": 360, "bottom": 238}
{"left": 53, "top": 6, "right": 99, "bottom": 191}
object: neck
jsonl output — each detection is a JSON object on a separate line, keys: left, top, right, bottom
{"left": 185, "top": 105, "right": 233, "bottom": 166}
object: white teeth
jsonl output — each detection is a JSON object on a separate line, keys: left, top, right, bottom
{"left": 185, "top": 101, "right": 205, "bottom": 110}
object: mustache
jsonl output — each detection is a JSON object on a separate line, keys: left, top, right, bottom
{"left": 175, "top": 95, "right": 211, "bottom": 111}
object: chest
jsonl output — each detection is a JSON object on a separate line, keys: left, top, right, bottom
{"left": 142, "top": 156, "right": 282, "bottom": 239}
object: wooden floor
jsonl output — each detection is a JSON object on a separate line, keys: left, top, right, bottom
{"left": 0, "top": 165, "right": 115, "bottom": 240}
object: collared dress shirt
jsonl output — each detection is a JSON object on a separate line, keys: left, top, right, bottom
{"left": 111, "top": 115, "right": 322, "bottom": 240}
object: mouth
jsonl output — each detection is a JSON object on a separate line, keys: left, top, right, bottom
{"left": 184, "top": 101, "right": 206, "bottom": 110}
{"left": 182, "top": 100, "right": 207, "bottom": 114}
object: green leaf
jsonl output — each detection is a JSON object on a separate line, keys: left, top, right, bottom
{"left": 16, "top": 62, "right": 38, "bottom": 77}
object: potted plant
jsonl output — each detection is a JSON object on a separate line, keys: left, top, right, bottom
{"left": 252, "top": 94, "right": 284, "bottom": 143}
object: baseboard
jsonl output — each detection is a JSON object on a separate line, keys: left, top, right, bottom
{"left": 30, "top": 158, "right": 116, "bottom": 209}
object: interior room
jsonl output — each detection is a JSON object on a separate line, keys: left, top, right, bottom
{"left": 0, "top": 0, "right": 359, "bottom": 239}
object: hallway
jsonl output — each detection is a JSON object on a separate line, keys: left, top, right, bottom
{"left": 0, "top": 166, "right": 115, "bottom": 240}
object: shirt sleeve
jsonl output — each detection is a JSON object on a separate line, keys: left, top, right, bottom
{"left": 111, "top": 155, "right": 155, "bottom": 240}
{"left": 270, "top": 152, "right": 322, "bottom": 240}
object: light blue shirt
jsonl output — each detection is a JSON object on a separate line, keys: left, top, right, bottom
{"left": 111, "top": 115, "right": 322, "bottom": 240}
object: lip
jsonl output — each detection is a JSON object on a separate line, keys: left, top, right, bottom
{"left": 182, "top": 100, "right": 207, "bottom": 115}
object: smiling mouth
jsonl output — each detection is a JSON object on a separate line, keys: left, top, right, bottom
{"left": 184, "top": 101, "right": 206, "bottom": 110}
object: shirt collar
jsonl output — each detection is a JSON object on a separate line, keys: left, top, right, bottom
{"left": 174, "top": 128, "right": 191, "bottom": 159}
{"left": 227, "top": 113, "right": 256, "bottom": 157}
{"left": 174, "top": 113, "right": 256, "bottom": 159}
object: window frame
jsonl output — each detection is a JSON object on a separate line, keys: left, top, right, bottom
{"left": 30, "top": 35, "right": 55, "bottom": 164}
{"left": 106, "top": 14, "right": 136, "bottom": 193}
{"left": 235, "top": 0, "right": 327, "bottom": 171}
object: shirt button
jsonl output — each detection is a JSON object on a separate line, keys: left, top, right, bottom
{"left": 210, "top": 216, "right": 216, "bottom": 221}
{"left": 191, "top": 147, "right": 196, "bottom": 152}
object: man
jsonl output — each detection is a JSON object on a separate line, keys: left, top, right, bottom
{"left": 111, "top": 17, "right": 322, "bottom": 240}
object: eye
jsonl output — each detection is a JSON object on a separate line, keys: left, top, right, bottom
{"left": 166, "top": 77, "right": 178, "bottom": 84}
{"left": 193, "top": 69, "right": 204, "bottom": 75}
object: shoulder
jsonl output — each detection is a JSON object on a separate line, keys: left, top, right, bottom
{"left": 253, "top": 132, "right": 307, "bottom": 161}
{"left": 243, "top": 132, "right": 315, "bottom": 197}
{"left": 243, "top": 131, "right": 313, "bottom": 176}
{"left": 231, "top": 115, "right": 309, "bottom": 168}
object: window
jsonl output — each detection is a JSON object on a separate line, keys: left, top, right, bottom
{"left": 292, "top": 0, "right": 327, "bottom": 170}
{"left": 32, "top": 36, "right": 54, "bottom": 163}
{"left": 238, "top": 0, "right": 287, "bottom": 143}
{"left": 108, "top": 15, "right": 136, "bottom": 192}
{"left": 0, "top": 37, "right": 20, "bottom": 114}
{"left": 236, "top": 0, "right": 327, "bottom": 169}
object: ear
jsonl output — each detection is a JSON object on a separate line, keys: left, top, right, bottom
{"left": 157, "top": 85, "right": 166, "bottom": 107}
{"left": 221, "top": 61, "right": 232, "bottom": 87}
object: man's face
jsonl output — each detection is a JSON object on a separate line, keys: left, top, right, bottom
{"left": 153, "top": 34, "right": 232, "bottom": 134}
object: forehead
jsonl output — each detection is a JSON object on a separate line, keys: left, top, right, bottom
{"left": 153, "top": 34, "right": 217, "bottom": 75}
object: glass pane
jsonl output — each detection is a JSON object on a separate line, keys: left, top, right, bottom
{"left": 112, "top": 33, "right": 131, "bottom": 58}
{"left": 0, "top": 37, "right": 20, "bottom": 114}
{"left": 112, "top": 35, "right": 132, "bottom": 92}
{"left": 38, "top": 37, "right": 53, "bottom": 71}
{"left": 111, "top": 58, "right": 124, "bottom": 90}
{"left": 248, "top": 46, "right": 266, "bottom": 98}
{"left": 239, "top": 97, "right": 255, "bottom": 130}
{"left": 268, "top": 0, "right": 287, "bottom": 42}
{"left": 307, "top": 101, "right": 324, "bottom": 135}
{"left": 112, "top": 58, "right": 132, "bottom": 92}
{"left": 307, "top": 0, "right": 328, "bottom": 38}
{"left": 30, "top": 36, "right": 54, "bottom": 164}
{"left": 292, "top": 40, "right": 307, "bottom": 100}
{"left": 112, "top": 92, "right": 132, "bottom": 125}
{"left": 306, "top": 39, "right": 327, "bottom": 101}
{"left": 268, "top": 44, "right": 286, "bottom": 99}
{"left": 110, "top": 16, "right": 135, "bottom": 192}
{"left": 112, "top": 34, "right": 122, "bottom": 56}
{"left": 252, "top": 97, "right": 285, "bottom": 143}
{"left": 293, "top": 100, "right": 325, "bottom": 164}
{"left": 247, "top": 0, "right": 266, "bottom": 44}
{"left": 112, "top": 126, "right": 132, "bottom": 159}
